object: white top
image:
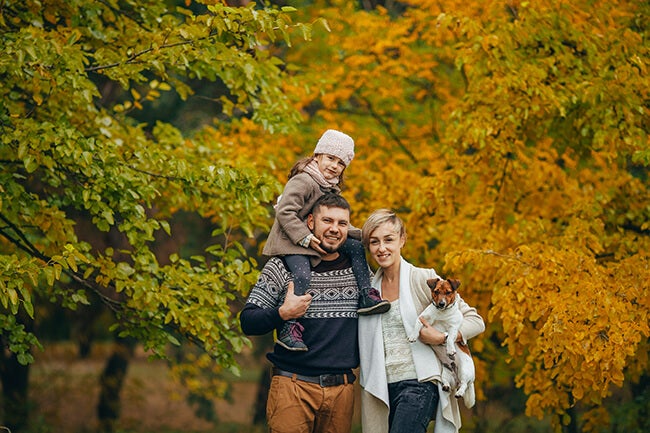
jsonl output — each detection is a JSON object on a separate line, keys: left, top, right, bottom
{"left": 382, "top": 299, "right": 417, "bottom": 383}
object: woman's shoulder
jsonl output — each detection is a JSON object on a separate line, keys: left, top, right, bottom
{"left": 407, "top": 262, "right": 439, "bottom": 280}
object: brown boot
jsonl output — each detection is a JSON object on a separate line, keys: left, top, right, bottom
{"left": 357, "top": 287, "right": 391, "bottom": 315}
{"left": 276, "top": 320, "right": 308, "bottom": 351}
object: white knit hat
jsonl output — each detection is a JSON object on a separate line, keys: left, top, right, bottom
{"left": 313, "top": 129, "right": 355, "bottom": 166}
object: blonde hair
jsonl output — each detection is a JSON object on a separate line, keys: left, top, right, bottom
{"left": 361, "top": 209, "right": 406, "bottom": 247}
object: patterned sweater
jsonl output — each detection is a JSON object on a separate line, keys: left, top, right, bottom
{"left": 240, "top": 255, "right": 360, "bottom": 376}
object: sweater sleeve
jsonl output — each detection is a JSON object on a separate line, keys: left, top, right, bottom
{"left": 240, "top": 302, "right": 283, "bottom": 335}
{"left": 348, "top": 224, "right": 362, "bottom": 241}
{"left": 457, "top": 295, "right": 486, "bottom": 342}
{"left": 238, "top": 257, "right": 291, "bottom": 335}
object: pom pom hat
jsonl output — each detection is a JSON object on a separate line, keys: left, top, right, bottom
{"left": 313, "top": 129, "right": 355, "bottom": 167}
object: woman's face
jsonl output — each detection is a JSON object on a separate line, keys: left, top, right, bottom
{"left": 367, "top": 222, "right": 405, "bottom": 269}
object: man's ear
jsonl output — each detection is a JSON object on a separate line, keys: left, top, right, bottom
{"left": 307, "top": 213, "right": 314, "bottom": 231}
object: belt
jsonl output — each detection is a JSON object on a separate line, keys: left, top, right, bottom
{"left": 272, "top": 368, "right": 355, "bottom": 387}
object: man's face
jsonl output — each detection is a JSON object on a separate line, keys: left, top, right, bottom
{"left": 307, "top": 205, "right": 350, "bottom": 254}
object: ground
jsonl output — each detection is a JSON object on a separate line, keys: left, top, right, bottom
{"left": 28, "top": 342, "right": 264, "bottom": 432}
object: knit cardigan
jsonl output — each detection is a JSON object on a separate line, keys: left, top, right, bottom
{"left": 358, "top": 258, "right": 485, "bottom": 433}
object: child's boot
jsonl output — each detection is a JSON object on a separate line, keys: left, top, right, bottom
{"left": 276, "top": 320, "right": 308, "bottom": 351}
{"left": 357, "top": 287, "right": 391, "bottom": 315}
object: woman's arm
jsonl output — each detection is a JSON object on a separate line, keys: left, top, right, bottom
{"left": 457, "top": 295, "right": 485, "bottom": 342}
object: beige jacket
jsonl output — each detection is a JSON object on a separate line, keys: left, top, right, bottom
{"left": 262, "top": 172, "right": 360, "bottom": 259}
{"left": 359, "top": 258, "right": 485, "bottom": 433}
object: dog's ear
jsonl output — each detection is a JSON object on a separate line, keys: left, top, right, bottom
{"left": 448, "top": 279, "right": 461, "bottom": 291}
{"left": 426, "top": 278, "right": 441, "bottom": 289}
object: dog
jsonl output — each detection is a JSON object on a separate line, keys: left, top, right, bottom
{"left": 407, "top": 278, "right": 476, "bottom": 408}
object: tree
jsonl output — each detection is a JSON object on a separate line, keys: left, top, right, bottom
{"left": 235, "top": 0, "right": 649, "bottom": 431}
{"left": 0, "top": 0, "right": 315, "bottom": 428}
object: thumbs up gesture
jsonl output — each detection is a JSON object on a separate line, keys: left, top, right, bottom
{"left": 278, "top": 281, "right": 313, "bottom": 320}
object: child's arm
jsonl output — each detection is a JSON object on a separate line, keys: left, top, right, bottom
{"left": 275, "top": 175, "right": 318, "bottom": 246}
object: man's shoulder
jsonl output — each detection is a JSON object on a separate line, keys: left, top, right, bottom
{"left": 263, "top": 256, "right": 290, "bottom": 273}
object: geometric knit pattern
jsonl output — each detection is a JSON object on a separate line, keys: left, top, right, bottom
{"left": 247, "top": 257, "right": 359, "bottom": 319}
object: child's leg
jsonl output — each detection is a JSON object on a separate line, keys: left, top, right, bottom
{"left": 276, "top": 255, "right": 310, "bottom": 351}
{"left": 283, "top": 255, "right": 312, "bottom": 296}
{"left": 340, "top": 239, "right": 391, "bottom": 315}
{"left": 339, "top": 238, "right": 372, "bottom": 290}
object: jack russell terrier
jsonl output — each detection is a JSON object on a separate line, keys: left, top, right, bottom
{"left": 407, "top": 278, "right": 476, "bottom": 408}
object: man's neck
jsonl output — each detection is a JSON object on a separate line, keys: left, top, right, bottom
{"left": 320, "top": 251, "right": 340, "bottom": 261}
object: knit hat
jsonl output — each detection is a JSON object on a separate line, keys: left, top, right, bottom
{"left": 313, "top": 129, "right": 355, "bottom": 166}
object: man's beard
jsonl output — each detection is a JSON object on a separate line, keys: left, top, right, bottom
{"left": 321, "top": 243, "right": 337, "bottom": 254}
{"left": 319, "top": 235, "right": 341, "bottom": 254}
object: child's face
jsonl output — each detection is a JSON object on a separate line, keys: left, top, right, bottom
{"left": 315, "top": 154, "right": 346, "bottom": 180}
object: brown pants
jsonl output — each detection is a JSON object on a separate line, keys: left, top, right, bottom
{"left": 266, "top": 374, "right": 355, "bottom": 433}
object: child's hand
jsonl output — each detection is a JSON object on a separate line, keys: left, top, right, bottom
{"left": 309, "top": 236, "right": 326, "bottom": 255}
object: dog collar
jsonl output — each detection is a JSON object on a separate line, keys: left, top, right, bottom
{"left": 435, "top": 298, "right": 457, "bottom": 310}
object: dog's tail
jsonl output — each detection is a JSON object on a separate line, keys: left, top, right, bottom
{"left": 457, "top": 341, "right": 471, "bottom": 357}
{"left": 463, "top": 383, "right": 475, "bottom": 409}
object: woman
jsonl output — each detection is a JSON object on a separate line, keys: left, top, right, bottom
{"left": 358, "top": 209, "right": 485, "bottom": 433}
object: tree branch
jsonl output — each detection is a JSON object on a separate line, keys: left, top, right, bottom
{"left": 0, "top": 212, "right": 123, "bottom": 311}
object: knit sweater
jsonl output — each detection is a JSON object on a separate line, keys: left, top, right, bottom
{"left": 239, "top": 255, "right": 360, "bottom": 375}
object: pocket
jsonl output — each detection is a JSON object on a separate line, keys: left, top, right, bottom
{"left": 266, "top": 376, "right": 311, "bottom": 433}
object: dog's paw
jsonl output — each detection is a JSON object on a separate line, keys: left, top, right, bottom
{"left": 407, "top": 336, "right": 417, "bottom": 343}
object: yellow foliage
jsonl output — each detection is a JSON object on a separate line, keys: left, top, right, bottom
{"left": 235, "top": 0, "right": 650, "bottom": 429}
{"left": 188, "top": 0, "right": 649, "bottom": 428}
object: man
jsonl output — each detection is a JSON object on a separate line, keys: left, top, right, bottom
{"left": 240, "top": 193, "right": 360, "bottom": 433}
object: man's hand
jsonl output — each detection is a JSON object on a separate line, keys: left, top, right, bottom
{"left": 278, "top": 281, "right": 313, "bottom": 321}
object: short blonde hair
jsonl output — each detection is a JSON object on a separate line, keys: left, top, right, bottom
{"left": 361, "top": 209, "right": 406, "bottom": 247}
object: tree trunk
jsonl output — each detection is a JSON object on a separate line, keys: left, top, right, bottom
{"left": 0, "top": 312, "right": 33, "bottom": 432}
{"left": 0, "top": 350, "right": 30, "bottom": 432}
{"left": 253, "top": 367, "right": 271, "bottom": 425}
{"left": 96, "top": 341, "right": 133, "bottom": 433}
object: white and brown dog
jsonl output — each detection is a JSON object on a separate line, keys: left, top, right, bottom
{"left": 407, "top": 278, "right": 476, "bottom": 408}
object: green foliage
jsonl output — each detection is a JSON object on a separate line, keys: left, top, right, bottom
{"left": 0, "top": 0, "right": 313, "bottom": 377}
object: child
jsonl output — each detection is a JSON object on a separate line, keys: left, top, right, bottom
{"left": 263, "top": 129, "right": 390, "bottom": 351}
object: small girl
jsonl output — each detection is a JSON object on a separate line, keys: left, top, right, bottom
{"left": 263, "top": 129, "right": 390, "bottom": 351}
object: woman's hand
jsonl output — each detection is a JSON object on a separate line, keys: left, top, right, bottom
{"left": 418, "top": 317, "right": 447, "bottom": 345}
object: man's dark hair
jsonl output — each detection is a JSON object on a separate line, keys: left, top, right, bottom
{"left": 311, "top": 193, "right": 351, "bottom": 215}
